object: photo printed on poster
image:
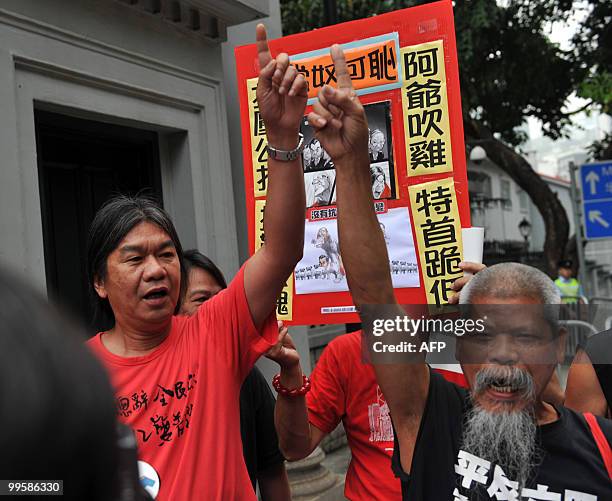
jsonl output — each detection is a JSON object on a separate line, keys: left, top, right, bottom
{"left": 301, "top": 101, "right": 396, "bottom": 208}
{"left": 301, "top": 119, "right": 336, "bottom": 208}
{"left": 295, "top": 222, "right": 347, "bottom": 294}
{"left": 366, "top": 101, "right": 396, "bottom": 200}
{"left": 305, "top": 170, "right": 337, "bottom": 207}
{"left": 295, "top": 207, "right": 419, "bottom": 295}
{"left": 301, "top": 126, "right": 334, "bottom": 173}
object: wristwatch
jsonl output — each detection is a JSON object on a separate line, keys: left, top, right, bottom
{"left": 266, "top": 133, "right": 305, "bottom": 162}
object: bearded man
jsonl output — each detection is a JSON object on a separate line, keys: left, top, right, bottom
{"left": 298, "top": 43, "right": 612, "bottom": 499}
{"left": 376, "top": 267, "right": 612, "bottom": 500}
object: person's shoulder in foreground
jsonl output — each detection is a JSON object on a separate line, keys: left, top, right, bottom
{"left": 565, "top": 328, "right": 612, "bottom": 418}
{"left": 0, "top": 265, "right": 149, "bottom": 501}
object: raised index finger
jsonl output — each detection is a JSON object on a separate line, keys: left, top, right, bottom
{"left": 330, "top": 44, "right": 353, "bottom": 90}
{"left": 256, "top": 24, "right": 272, "bottom": 69}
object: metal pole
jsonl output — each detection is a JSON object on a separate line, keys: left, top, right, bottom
{"left": 591, "top": 267, "right": 600, "bottom": 297}
{"left": 569, "top": 162, "right": 588, "bottom": 296}
{"left": 323, "top": 0, "right": 337, "bottom": 26}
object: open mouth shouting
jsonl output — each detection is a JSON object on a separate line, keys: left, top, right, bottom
{"left": 142, "top": 286, "right": 170, "bottom": 306}
{"left": 487, "top": 378, "right": 524, "bottom": 400}
{"left": 473, "top": 367, "right": 535, "bottom": 407}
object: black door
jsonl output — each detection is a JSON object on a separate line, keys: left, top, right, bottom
{"left": 35, "top": 110, "right": 163, "bottom": 332}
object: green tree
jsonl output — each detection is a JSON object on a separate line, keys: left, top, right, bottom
{"left": 573, "top": 0, "right": 612, "bottom": 160}
{"left": 280, "top": 0, "right": 590, "bottom": 276}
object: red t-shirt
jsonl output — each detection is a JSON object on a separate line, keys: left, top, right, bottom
{"left": 306, "top": 330, "right": 467, "bottom": 501}
{"left": 88, "top": 265, "right": 277, "bottom": 501}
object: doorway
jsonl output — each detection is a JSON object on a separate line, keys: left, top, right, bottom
{"left": 35, "top": 110, "right": 163, "bottom": 332}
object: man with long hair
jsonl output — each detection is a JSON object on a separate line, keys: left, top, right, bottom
{"left": 86, "top": 24, "right": 307, "bottom": 501}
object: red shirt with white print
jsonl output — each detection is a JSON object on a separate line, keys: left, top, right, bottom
{"left": 88, "top": 265, "right": 277, "bottom": 501}
{"left": 307, "top": 330, "right": 467, "bottom": 501}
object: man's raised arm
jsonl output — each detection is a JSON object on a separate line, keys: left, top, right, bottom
{"left": 305, "top": 45, "right": 430, "bottom": 472}
{"left": 244, "top": 24, "right": 307, "bottom": 328}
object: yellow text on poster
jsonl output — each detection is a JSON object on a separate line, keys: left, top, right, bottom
{"left": 254, "top": 199, "right": 266, "bottom": 252}
{"left": 401, "top": 40, "right": 453, "bottom": 177}
{"left": 254, "top": 199, "right": 293, "bottom": 320}
{"left": 277, "top": 276, "right": 294, "bottom": 321}
{"left": 247, "top": 77, "right": 269, "bottom": 197}
{"left": 409, "top": 177, "right": 463, "bottom": 306}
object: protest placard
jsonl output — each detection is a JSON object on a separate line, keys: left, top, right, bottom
{"left": 236, "top": 0, "right": 470, "bottom": 324}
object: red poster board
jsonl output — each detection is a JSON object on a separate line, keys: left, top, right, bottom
{"left": 236, "top": 0, "right": 470, "bottom": 325}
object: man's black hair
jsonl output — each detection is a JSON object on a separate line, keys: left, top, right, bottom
{"left": 86, "top": 194, "right": 186, "bottom": 329}
{"left": 183, "top": 249, "right": 228, "bottom": 290}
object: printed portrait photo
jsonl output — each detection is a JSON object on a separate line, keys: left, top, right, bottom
{"left": 365, "top": 101, "right": 396, "bottom": 200}
{"left": 301, "top": 118, "right": 334, "bottom": 172}
{"left": 304, "top": 170, "right": 337, "bottom": 208}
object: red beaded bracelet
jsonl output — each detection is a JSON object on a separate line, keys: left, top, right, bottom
{"left": 272, "top": 374, "right": 311, "bottom": 397}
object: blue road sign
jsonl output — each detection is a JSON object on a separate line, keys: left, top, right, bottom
{"left": 580, "top": 161, "right": 612, "bottom": 240}
{"left": 584, "top": 200, "right": 612, "bottom": 239}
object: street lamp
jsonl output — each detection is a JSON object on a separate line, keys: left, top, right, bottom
{"left": 518, "top": 217, "right": 531, "bottom": 261}
{"left": 469, "top": 145, "right": 487, "bottom": 164}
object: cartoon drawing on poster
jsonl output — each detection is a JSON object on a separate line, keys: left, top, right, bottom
{"left": 365, "top": 101, "right": 396, "bottom": 199}
{"left": 295, "top": 207, "right": 419, "bottom": 295}
{"left": 369, "top": 128, "right": 387, "bottom": 163}
{"left": 314, "top": 226, "right": 344, "bottom": 281}
{"left": 295, "top": 222, "right": 347, "bottom": 295}
{"left": 305, "top": 170, "right": 336, "bottom": 208}
{"left": 366, "top": 102, "right": 393, "bottom": 163}
{"left": 370, "top": 163, "right": 392, "bottom": 200}
{"left": 301, "top": 101, "right": 395, "bottom": 206}
{"left": 382, "top": 208, "right": 420, "bottom": 288}
{"left": 301, "top": 121, "right": 334, "bottom": 173}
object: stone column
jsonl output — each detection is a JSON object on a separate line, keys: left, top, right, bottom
{"left": 286, "top": 447, "right": 344, "bottom": 501}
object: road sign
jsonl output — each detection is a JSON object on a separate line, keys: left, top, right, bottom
{"left": 580, "top": 161, "right": 612, "bottom": 240}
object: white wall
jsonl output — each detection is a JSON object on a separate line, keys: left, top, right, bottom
{"left": 1, "top": 0, "right": 224, "bottom": 77}
{"left": 222, "top": 0, "right": 283, "bottom": 264}
{"left": 468, "top": 159, "right": 526, "bottom": 243}
{"left": 0, "top": 0, "right": 241, "bottom": 290}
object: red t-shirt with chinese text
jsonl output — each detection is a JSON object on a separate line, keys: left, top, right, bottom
{"left": 88, "top": 265, "right": 277, "bottom": 501}
{"left": 306, "top": 330, "right": 467, "bottom": 501}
